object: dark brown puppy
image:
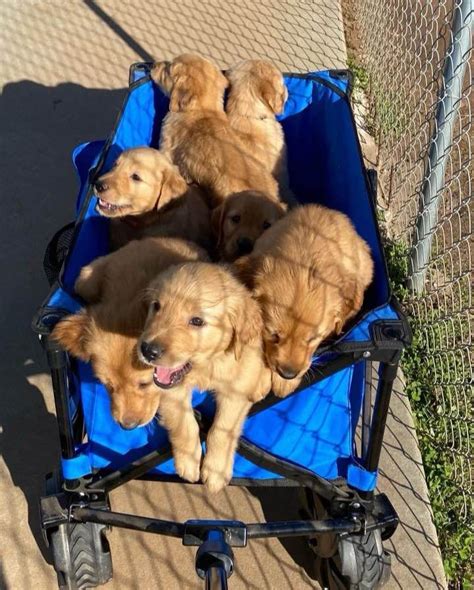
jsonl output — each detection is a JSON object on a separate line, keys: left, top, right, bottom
{"left": 212, "top": 190, "right": 286, "bottom": 261}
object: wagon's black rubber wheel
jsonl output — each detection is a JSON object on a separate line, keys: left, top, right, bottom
{"left": 43, "top": 471, "right": 113, "bottom": 589}
{"left": 300, "top": 488, "right": 390, "bottom": 589}
{"left": 337, "top": 530, "right": 391, "bottom": 590}
{"left": 49, "top": 521, "right": 113, "bottom": 590}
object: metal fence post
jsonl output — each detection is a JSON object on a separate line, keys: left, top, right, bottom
{"left": 408, "top": 0, "right": 473, "bottom": 293}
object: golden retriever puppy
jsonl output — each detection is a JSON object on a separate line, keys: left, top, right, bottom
{"left": 212, "top": 190, "right": 286, "bottom": 261}
{"left": 151, "top": 54, "right": 279, "bottom": 205}
{"left": 138, "top": 262, "right": 272, "bottom": 491}
{"left": 235, "top": 204, "right": 374, "bottom": 396}
{"left": 51, "top": 237, "right": 207, "bottom": 429}
{"left": 225, "top": 59, "right": 293, "bottom": 202}
{"left": 93, "top": 147, "right": 211, "bottom": 250}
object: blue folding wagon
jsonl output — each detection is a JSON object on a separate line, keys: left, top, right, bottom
{"left": 34, "top": 63, "right": 411, "bottom": 589}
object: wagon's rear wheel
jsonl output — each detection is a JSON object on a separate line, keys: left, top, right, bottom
{"left": 301, "top": 489, "right": 391, "bottom": 589}
{"left": 43, "top": 471, "right": 113, "bottom": 589}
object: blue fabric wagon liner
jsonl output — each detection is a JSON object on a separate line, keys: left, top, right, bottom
{"left": 34, "top": 66, "right": 409, "bottom": 496}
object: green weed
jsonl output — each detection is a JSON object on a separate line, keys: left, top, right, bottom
{"left": 384, "top": 238, "right": 473, "bottom": 589}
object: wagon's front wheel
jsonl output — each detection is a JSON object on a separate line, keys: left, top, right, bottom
{"left": 301, "top": 489, "right": 391, "bottom": 589}
{"left": 335, "top": 529, "right": 391, "bottom": 590}
{"left": 43, "top": 471, "right": 113, "bottom": 589}
{"left": 49, "top": 521, "right": 113, "bottom": 590}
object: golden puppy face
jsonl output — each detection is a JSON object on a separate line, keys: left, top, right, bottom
{"left": 152, "top": 53, "right": 228, "bottom": 112}
{"left": 94, "top": 147, "right": 186, "bottom": 217}
{"left": 240, "top": 257, "right": 343, "bottom": 380}
{"left": 52, "top": 311, "right": 159, "bottom": 429}
{"left": 212, "top": 191, "right": 286, "bottom": 261}
{"left": 138, "top": 262, "right": 262, "bottom": 389}
{"left": 226, "top": 59, "right": 288, "bottom": 116}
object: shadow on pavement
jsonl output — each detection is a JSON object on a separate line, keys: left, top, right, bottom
{"left": 0, "top": 79, "right": 125, "bottom": 566}
{"left": 249, "top": 485, "right": 318, "bottom": 579}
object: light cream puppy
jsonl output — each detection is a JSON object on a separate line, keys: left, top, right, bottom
{"left": 93, "top": 147, "right": 211, "bottom": 250}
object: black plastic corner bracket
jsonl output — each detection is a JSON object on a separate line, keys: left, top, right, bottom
{"left": 371, "top": 319, "right": 411, "bottom": 350}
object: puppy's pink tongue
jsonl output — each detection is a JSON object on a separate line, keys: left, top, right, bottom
{"left": 153, "top": 366, "right": 174, "bottom": 385}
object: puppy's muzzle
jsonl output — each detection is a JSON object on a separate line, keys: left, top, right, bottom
{"left": 119, "top": 419, "right": 140, "bottom": 431}
{"left": 276, "top": 364, "right": 299, "bottom": 380}
{"left": 140, "top": 340, "right": 165, "bottom": 363}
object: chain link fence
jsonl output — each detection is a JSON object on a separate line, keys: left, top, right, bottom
{"left": 347, "top": 0, "right": 473, "bottom": 585}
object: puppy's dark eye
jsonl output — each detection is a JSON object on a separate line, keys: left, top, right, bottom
{"left": 131, "top": 173, "right": 142, "bottom": 182}
{"left": 138, "top": 381, "right": 153, "bottom": 389}
{"left": 230, "top": 214, "right": 241, "bottom": 224}
{"left": 189, "top": 317, "right": 205, "bottom": 327}
{"left": 151, "top": 301, "right": 161, "bottom": 312}
{"left": 270, "top": 332, "right": 280, "bottom": 344}
{"left": 262, "top": 220, "right": 271, "bottom": 230}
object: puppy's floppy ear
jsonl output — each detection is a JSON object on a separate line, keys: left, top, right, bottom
{"left": 260, "top": 78, "right": 287, "bottom": 115}
{"left": 168, "top": 64, "right": 195, "bottom": 112}
{"left": 75, "top": 256, "right": 108, "bottom": 303}
{"left": 334, "top": 277, "right": 366, "bottom": 335}
{"left": 169, "top": 84, "right": 191, "bottom": 112}
{"left": 231, "top": 255, "right": 258, "bottom": 289}
{"left": 51, "top": 311, "right": 92, "bottom": 361}
{"left": 158, "top": 164, "right": 187, "bottom": 207}
{"left": 211, "top": 203, "right": 226, "bottom": 247}
{"left": 228, "top": 290, "right": 263, "bottom": 361}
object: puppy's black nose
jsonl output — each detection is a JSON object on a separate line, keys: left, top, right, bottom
{"left": 140, "top": 341, "right": 164, "bottom": 362}
{"left": 119, "top": 420, "right": 139, "bottom": 431}
{"left": 94, "top": 180, "right": 108, "bottom": 193}
{"left": 276, "top": 365, "right": 299, "bottom": 380}
{"left": 236, "top": 237, "right": 254, "bottom": 255}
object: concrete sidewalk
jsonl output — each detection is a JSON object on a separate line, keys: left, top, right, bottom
{"left": 0, "top": 1, "right": 444, "bottom": 588}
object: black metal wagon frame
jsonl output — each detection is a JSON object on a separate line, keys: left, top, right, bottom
{"left": 34, "top": 65, "right": 412, "bottom": 589}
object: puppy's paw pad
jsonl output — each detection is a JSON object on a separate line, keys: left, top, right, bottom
{"left": 174, "top": 453, "right": 201, "bottom": 483}
{"left": 201, "top": 462, "right": 231, "bottom": 494}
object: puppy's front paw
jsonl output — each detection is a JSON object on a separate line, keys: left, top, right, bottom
{"left": 174, "top": 447, "right": 202, "bottom": 483}
{"left": 201, "top": 458, "right": 232, "bottom": 494}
